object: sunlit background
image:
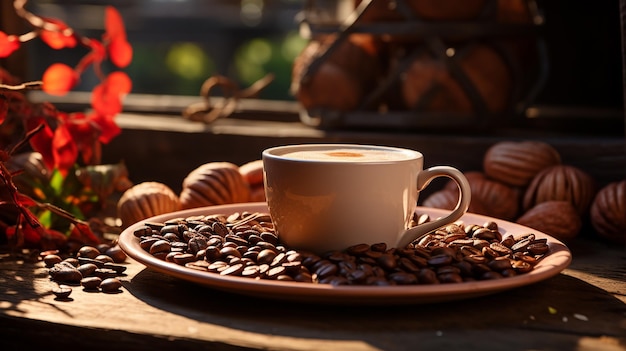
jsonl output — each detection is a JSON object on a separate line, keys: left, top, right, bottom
{"left": 25, "top": 0, "right": 307, "bottom": 101}
{"left": 16, "top": 0, "right": 625, "bottom": 116}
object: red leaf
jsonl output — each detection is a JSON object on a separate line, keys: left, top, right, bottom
{"left": 0, "top": 31, "right": 20, "bottom": 58}
{"left": 0, "top": 95, "right": 8, "bottom": 124}
{"left": 40, "top": 18, "right": 77, "bottom": 49}
{"left": 52, "top": 124, "right": 78, "bottom": 176}
{"left": 91, "top": 112, "right": 121, "bottom": 144}
{"left": 91, "top": 72, "right": 131, "bottom": 116}
{"left": 65, "top": 112, "right": 100, "bottom": 164}
{"left": 42, "top": 63, "right": 78, "bottom": 96}
{"left": 27, "top": 120, "right": 55, "bottom": 170}
{"left": 21, "top": 223, "right": 43, "bottom": 245}
{"left": 40, "top": 228, "right": 69, "bottom": 250}
{"left": 16, "top": 193, "right": 37, "bottom": 207}
{"left": 105, "top": 6, "right": 127, "bottom": 41}
{"left": 109, "top": 37, "right": 133, "bottom": 68}
{"left": 69, "top": 221, "right": 101, "bottom": 246}
{"left": 107, "top": 71, "right": 132, "bottom": 94}
{"left": 92, "top": 84, "right": 121, "bottom": 116}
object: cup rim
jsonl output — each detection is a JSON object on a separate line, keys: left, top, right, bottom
{"left": 262, "top": 144, "right": 423, "bottom": 163}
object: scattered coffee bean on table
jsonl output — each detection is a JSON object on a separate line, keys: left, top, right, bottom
{"left": 44, "top": 244, "right": 128, "bottom": 295}
{"left": 133, "top": 212, "right": 551, "bottom": 286}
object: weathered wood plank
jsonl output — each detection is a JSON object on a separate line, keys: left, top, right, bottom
{"left": 1, "top": 238, "right": 625, "bottom": 351}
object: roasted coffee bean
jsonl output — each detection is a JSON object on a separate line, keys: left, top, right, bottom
{"left": 186, "top": 260, "right": 210, "bottom": 271}
{"left": 490, "top": 242, "right": 512, "bottom": 256}
{"left": 484, "top": 221, "right": 499, "bottom": 231}
{"left": 488, "top": 257, "right": 512, "bottom": 272}
{"left": 500, "top": 235, "right": 516, "bottom": 248}
{"left": 134, "top": 211, "right": 550, "bottom": 286}
{"left": 77, "top": 246, "right": 100, "bottom": 259}
{"left": 346, "top": 269, "right": 368, "bottom": 283}
{"left": 294, "top": 271, "right": 314, "bottom": 283}
{"left": 49, "top": 263, "right": 83, "bottom": 283}
{"left": 437, "top": 265, "right": 461, "bottom": 276}
{"left": 43, "top": 254, "right": 62, "bottom": 268}
{"left": 208, "top": 261, "right": 229, "bottom": 273}
{"left": 399, "top": 257, "right": 420, "bottom": 273}
{"left": 314, "top": 262, "right": 338, "bottom": 279}
{"left": 212, "top": 221, "right": 230, "bottom": 236}
{"left": 513, "top": 252, "right": 538, "bottom": 265}
{"left": 257, "top": 249, "right": 277, "bottom": 264}
{"left": 346, "top": 243, "right": 370, "bottom": 255}
{"left": 219, "top": 246, "right": 241, "bottom": 259}
{"left": 480, "top": 271, "right": 504, "bottom": 280}
{"left": 438, "top": 272, "right": 463, "bottom": 284}
{"left": 63, "top": 257, "right": 80, "bottom": 267}
{"left": 173, "top": 253, "right": 197, "bottom": 265}
{"left": 512, "top": 260, "right": 533, "bottom": 273}
{"left": 418, "top": 268, "right": 439, "bottom": 284}
{"left": 163, "top": 233, "right": 180, "bottom": 242}
{"left": 370, "top": 243, "right": 387, "bottom": 252}
{"left": 482, "top": 246, "right": 499, "bottom": 259}
{"left": 266, "top": 266, "right": 287, "bottom": 279}
{"left": 472, "top": 228, "right": 499, "bottom": 241}
{"left": 389, "top": 272, "right": 418, "bottom": 285}
{"left": 100, "top": 278, "right": 123, "bottom": 293}
{"left": 260, "top": 232, "right": 279, "bottom": 245}
{"left": 81, "top": 276, "right": 102, "bottom": 290}
{"left": 376, "top": 253, "right": 397, "bottom": 270}
{"left": 527, "top": 242, "right": 550, "bottom": 255}
{"left": 241, "top": 265, "right": 261, "bottom": 278}
{"left": 53, "top": 285, "right": 73, "bottom": 299}
{"left": 220, "top": 263, "right": 245, "bottom": 276}
{"left": 366, "top": 276, "right": 392, "bottom": 286}
{"left": 77, "top": 263, "right": 99, "bottom": 277}
{"left": 133, "top": 225, "right": 153, "bottom": 237}
{"left": 105, "top": 245, "right": 127, "bottom": 263}
{"left": 95, "top": 254, "right": 114, "bottom": 264}
{"left": 427, "top": 254, "right": 453, "bottom": 267}
{"left": 149, "top": 240, "right": 171, "bottom": 255}
{"left": 511, "top": 238, "right": 533, "bottom": 253}
{"left": 140, "top": 237, "right": 160, "bottom": 251}
{"left": 93, "top": 268, "right": 119, "bottom": 279}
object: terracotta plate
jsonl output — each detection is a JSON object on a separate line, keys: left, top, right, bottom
{"left": 118, "top": 203, "right": 572, "bottom": 305}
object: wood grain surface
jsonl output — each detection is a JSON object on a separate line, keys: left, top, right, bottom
{"left": 1, "top": 237, "right": 624, "bottom": 351}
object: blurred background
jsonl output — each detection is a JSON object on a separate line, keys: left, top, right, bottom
{"left": 3, "top": 0, "right": 622, "bottom": 120}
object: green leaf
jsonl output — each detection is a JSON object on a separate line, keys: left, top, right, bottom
{"left": 49, "top": 169, "right": 65, "bottom": 196}
{"left": 37, "top": 209, "right": 53, "bottom": 228}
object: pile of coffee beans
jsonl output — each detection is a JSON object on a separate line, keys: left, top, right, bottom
{"left": 42, "top": 244, "right": 127, "bottom": 298}
{"left": 133, "top": 211, "right": 551, "bottom": 286}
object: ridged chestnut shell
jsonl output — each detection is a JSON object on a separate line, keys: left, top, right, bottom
{"left": 523, "top": 165, "right": 596, "bottom": 215}
{"left": 483, "top": 141, "right": 561, "bottom": 187}
{"left": 117, "top": 182, "right": 181, "bottom": 228}
{"left": 445, "top": 171, "right": 520, "bottom": 220}
{"left": 179, "top": 162, "right": 250, "bottom": 209}
{"left": 590, "top": 180, "right": 626, "bottom": 244}
{"left": 401, "top": 44, "right": 512, "bottom": 115}
{"left": 421, "top": 188, "right": 489, "bottom": 216}
{"left": 517, "top": 201, "right": 581, "bottom": 242}
{"left": 291, "top": 33, "right": 381, "bottom": 113}
{"left": 239, "top": 159, "right": 264, "bottom": 187}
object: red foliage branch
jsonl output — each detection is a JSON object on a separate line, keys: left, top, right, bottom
{"left": 0, "top": 0, "right": 133, "bottom": 176}
{"left": 0, "top": 1, "right": 133, "bottom": 250}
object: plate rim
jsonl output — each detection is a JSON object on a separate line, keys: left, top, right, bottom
{"left": 118, "top": 202, "right": 572, "bottom": 304}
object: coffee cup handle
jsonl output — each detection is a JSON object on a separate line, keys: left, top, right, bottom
{"left": 396, "top": 166, "right": 471, "bottom": 249}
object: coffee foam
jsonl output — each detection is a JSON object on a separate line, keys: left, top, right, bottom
{"left": 281, "top": 148, "right": 410, "bottom": 162}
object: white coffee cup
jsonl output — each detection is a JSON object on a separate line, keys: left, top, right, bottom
{"left": 262, "top": 144, "right": 471, "bottom": 254}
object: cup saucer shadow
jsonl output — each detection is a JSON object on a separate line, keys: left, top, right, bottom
{"left": 125, "top": 266, "right": 626, "bottom": 345}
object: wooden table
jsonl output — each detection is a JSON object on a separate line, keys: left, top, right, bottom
{"left": 1, "top": 236, "right": 625, "bottom": 351}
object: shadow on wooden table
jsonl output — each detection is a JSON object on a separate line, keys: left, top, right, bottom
{"left": 122, "top": 266, "right": 626, "bottom": 350}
